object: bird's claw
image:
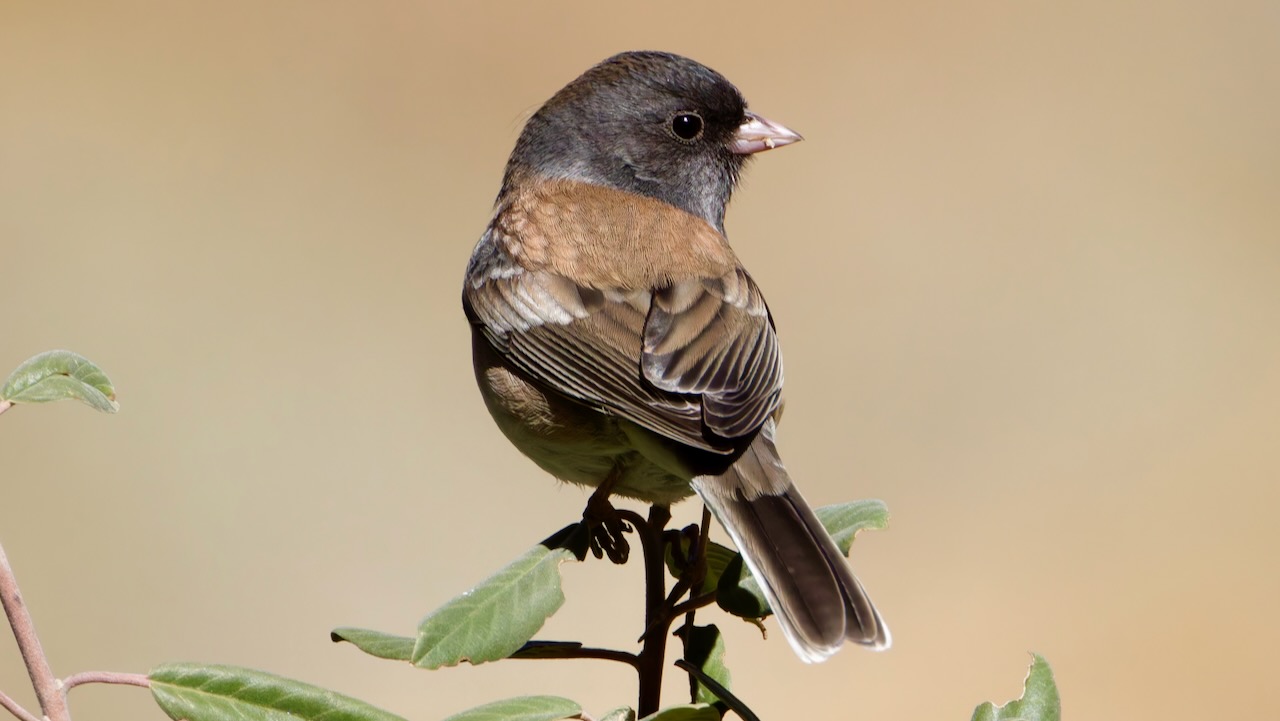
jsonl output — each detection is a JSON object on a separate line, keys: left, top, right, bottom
{"left": 583, "top": 494, "right": 631, "bottom": 564}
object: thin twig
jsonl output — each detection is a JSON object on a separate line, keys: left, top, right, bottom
{"left": 675, "top": 659, "right": 761, "bottom": 721}
{"left": 614, "top": 508, "right": 648, "bottom": 533}
{"left": 0, "top": 689, "right": 40, "bottom": 721}
{"left": 510, "top": 643, "right": 639, "bottom": 668}
{"left": 669, "top": 592, "right": 718, "bottom": 618}
{"left": 60, "top": 672, "right": 150, "bottom": 694}
{"left": 680, "top": 505, "right": 714, "bottom": 704}
{"left": 0, "top": 543, "right": 71, "bottom": 721}
{"left": 671, "top": 506, "right": 713, "bottom": 615}
{"left": 682, "top": 509, "right": 713, "bottom": 618}
{"left": 690, "top": 506, "right": 712, "bottom": 591}
{"left": 663, "top": 568, "right": 695, "bottom": 610}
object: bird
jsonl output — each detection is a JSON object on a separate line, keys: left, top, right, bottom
{"left": 461, "top": 50, "right": 889, "bottom": 662}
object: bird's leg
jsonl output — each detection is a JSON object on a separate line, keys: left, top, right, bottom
{"left": 583, "top": 465, "right": 631, "bottom": 564}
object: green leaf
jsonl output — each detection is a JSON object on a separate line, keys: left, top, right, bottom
{"left": 1, "top": 350, "right": 118, "bottom": 412}
{"left": 598, "top": 707, "right": 635, "bottom": 721}
{"left": 637, "top": 705, "right": 718, "bottom": 721}
{"left": 716, "top": 499, "right": 890, "bottom": 620}
{"left": 664, "top": 536, "right": 737, "bottom": 596}
{"left": 440, "top": 696, "right": 581, "bottom": 721}
{"left": 715, "top": 554, "right": 770, "bottom": 620}
{"left": 331, "top": 628, "right": 415, "bottom": 661}
{"left": 682, "top": 625, "right": 731, "bottom": 707}
{"left": 970, "top": 654, "right": 1061, "bottom": 721}
{"left": 509, "top": 640, "right": 584, "bottom": 659}
{"left": 813, "top": 499, "right": 890, "bottom": 556}
{"left": 413, "top": 523, "right": 588, "bottom": 668}
{"left": 149, "top": 663, "right": 407, "bottom": 721}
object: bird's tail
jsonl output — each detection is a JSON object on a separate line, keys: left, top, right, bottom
{"left": 691, "top": 422, "right": 890, "bottom": 662}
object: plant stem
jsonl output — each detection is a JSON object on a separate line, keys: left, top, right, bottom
{"left": 680, "top": 505, "right": 713, "bottom": 704}
{"left": 0, "top": 401, "right": 12, "bottom": 417}
{"left": 669, "top": 593, "right": 717, "bottom": 619}
{"left": 635, "top": 505, "right": 672, "bottom": 717}
{"left": 0, "top": 542, "right": 71, "bottom": 721}
{"left": 60, "top": 672, "right": 150, "bottom": 693}
{"left": 511, "top": 644, "right": 639, "bottom": 668}
{"left": 674, "top": 660, "right": 760, "bottom": 721}
{"left": 0, "top": 689, "right": 40, "bottom": 721}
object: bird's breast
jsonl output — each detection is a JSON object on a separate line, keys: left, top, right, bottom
{"left": 495, "top": 179, "right": 739, "bottom": 290}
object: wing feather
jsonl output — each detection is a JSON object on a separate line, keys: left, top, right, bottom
{"left": 464, "top": 183, "right": 783, "bottom": 454}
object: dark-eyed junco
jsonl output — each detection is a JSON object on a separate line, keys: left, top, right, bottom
{"left": 462, "top": 51, "right": 889, "bottom": 662}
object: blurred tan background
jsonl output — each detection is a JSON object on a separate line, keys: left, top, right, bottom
{"left": 2, "top": 2, "right": 1277, "bottom": 720}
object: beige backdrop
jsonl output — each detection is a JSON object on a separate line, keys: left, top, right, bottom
{"left": 2, "top": 3, "right": 1277, "bottom": 720}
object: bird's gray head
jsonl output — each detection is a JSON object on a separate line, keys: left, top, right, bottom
{"left": 503, "top": 51, "right": 797, "bottom": 231}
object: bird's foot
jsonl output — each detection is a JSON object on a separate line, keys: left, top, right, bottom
{"left": 583, "top": 488, "right": 631, "bottom": 564}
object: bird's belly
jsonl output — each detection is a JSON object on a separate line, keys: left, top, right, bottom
{"left": 473, "top": 341, "right": 694, "bottom": 506}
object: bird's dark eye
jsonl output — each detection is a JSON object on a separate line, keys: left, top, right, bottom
{"left": 669, "top": 112, "right": 704, "bottom": 141}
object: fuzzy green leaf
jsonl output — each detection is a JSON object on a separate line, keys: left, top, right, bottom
{"left": 813, "top": 500, "right": 890, "bottom": 555}
{"left": 331, "top": 628, "right": 415, "bottom": 662}
{"left": 508, "top": 641, "right": 584, "bottom": 659}
{"left": 1, "top": 350, "right": 118, "bottom": 412}
{"left": 440, "top": 696, "right": 581, "bottom": 721}
{"left": 413, "top": 523, "right": 588, "bottom": 668}
{"left": 682, "top": 625, "right": 731, "bottom": 707}
{"left": 970, "top": 654, "right": 1061, "bottom": 721}
{"left": 598, "top": 708, "right": 635, "bottom": 721}
{"left": 637, "top": 705, "right": 718, "bottom": 721}
{"left": 715, "top": 554, "right": 770, "bottom": 620}
{"left": 149, "top": 663, "right": 406, "bottom": 721}
{"left": 664, "top": 537, "right": 737, "bottom": 596}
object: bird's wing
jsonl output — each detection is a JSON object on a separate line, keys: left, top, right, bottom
{"left": 463, "top": 182, "right": 783, "bottom": 452}
{"left": 641, "top": 268, "right": 782, "bottom": 439}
